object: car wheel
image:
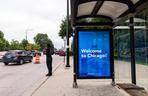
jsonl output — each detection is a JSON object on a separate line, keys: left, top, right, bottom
{"left": 4, "top": 62, "right": 8, "bottom": 65}
{"left": 19, "top": 59, "right": 24, "bottom": 65}
{"left": 29, "top": 59, "right": 32, "bottom": 62}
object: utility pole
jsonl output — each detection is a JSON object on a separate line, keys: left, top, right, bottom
{"left": 66, "top": 0, "right": 70, "bottom": 67}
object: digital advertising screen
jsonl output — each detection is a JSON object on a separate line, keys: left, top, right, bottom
{"left": 78, "top": 30, "right": 111, "bottom": 78}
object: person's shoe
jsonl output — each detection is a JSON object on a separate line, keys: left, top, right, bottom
{"left": 46, "top": 73, "right": 52, "bottom": 76}
{"left": 46, "top": 74, "right": 50, "bottom": 76}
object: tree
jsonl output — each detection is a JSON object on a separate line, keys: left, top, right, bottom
{"left": 0, "top": 31, "right": 10, "bottom": 51}
{"left": 32, "top": 44, "right": 40, "bottom": 50}
{"left": 34, "top": 33, "right": 53, "bottom": 51}
{"left": 0, "top": 31, "right": 5, "bottom": 51}
{"left": 23, "top": 43, "right": 40, "bottom": 51}
{"left": 21, "top": 39, "right": 29, "bottom": 50}
{"left": 58, "top": 18, "right": 73, "bottom": 39}
{"left": 0, "top": 31, "right": 4, "bottom": 39}
{"left": 10, "top": 39, "right": 23, "bottom": 50}
{"left": 0, "top": 39, "right": 4, "bottom": 51}
{"left": 26, "top": 43, "right": 33, "bottom": 51}
{"left": 3, "top": 39, "right": 10, "bottom": 51}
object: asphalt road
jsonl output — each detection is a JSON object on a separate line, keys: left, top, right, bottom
{"left": 0, "top": 54, "right": 64, "bottom": 96}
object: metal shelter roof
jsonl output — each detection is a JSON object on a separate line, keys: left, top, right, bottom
{"left": 71, "top": 0, "right": 148, "bottom": 26}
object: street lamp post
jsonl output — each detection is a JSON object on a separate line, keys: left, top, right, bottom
{"left": 25, "top": 29, "right": 33, "bottom": 41}
{"left": 64, "top": 37, "right": 66, "bottom": 63}
{"left": 66, "top": 0, "right": 70, "bottom": 67}
{"left": 26, "top": 29, "right": 28, "bottom": 41}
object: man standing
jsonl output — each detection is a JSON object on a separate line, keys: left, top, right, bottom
{"left": 46, "top": 43, "right": 53, "bottom": 76}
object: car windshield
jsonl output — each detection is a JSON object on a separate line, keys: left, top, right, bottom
{"left": 5, "top": 51, "right": 19, "bottom": 56}
{"left": 5, "top": 52, "right": 12, "bottom": 55}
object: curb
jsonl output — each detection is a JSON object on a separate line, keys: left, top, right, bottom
{"left": 22, "top": 63, "right": 62, "bottom": 96}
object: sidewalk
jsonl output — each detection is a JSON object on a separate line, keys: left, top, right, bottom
{"left": 31, "top": 58, "right": 127, "bottom": 96}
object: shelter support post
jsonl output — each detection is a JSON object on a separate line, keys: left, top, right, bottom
{"left": 73, "top": 27, "right": 78, "bottom": 88}
{"left": 129, "top": 17, "right": 136, "bottom": 84}
{"left": 111, "top": 30, "right": 115, "bottom": 86}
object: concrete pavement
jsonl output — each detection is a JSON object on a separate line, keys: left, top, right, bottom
{"left": 30, "top": 58, "right": 127, "bottom": 96}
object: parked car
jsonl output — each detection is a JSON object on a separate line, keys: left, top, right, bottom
{"left": 0, "top": 51, "right": 7, "bottom": 62}
{"left": 2, "top": 50, "right": 33, "bottom": 65}
{"left": 54, "top": 51, "right": 59, "bottom": 55}
{"left": 30, "top": 50, "right": 41, "bottom": 57}
{"left": 58, "top": 51, "right": 66, "bottom": 56}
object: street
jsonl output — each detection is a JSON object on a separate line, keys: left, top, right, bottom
{"left": 0, "top": 54, "right": 64, "bottom": 96}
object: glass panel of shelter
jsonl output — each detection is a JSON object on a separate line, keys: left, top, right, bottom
{"left": 113, "top": 7, "right": 148, "bottom": 91}
{"left": 113, "top": 26, "right": 131, "bottom": 83}
{"left": 134, "top": 8, "right": 148, "bottom": 91}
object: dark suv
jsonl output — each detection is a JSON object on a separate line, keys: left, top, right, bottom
{"left": 2, "top": 50, "right": 33, "bottom": 65}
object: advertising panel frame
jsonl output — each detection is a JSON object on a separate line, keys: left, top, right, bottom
{"left": 75, "top": 28, "right": 114, "bottom": 79}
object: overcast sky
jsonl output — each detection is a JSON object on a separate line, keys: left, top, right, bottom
{"left": 0, "top": 0, "right": 67, "bottom": 49}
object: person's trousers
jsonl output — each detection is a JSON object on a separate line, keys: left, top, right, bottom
{"left": 46, "top": 57, "right": 52, "bottom": 74}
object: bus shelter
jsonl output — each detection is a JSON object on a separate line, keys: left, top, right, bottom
{"left": 70, "top": 0, "right": 148, "bottom": 88}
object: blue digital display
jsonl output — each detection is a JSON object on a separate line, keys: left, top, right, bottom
{"left": 78, "top": 31, "right": 111, "bottom": 78}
